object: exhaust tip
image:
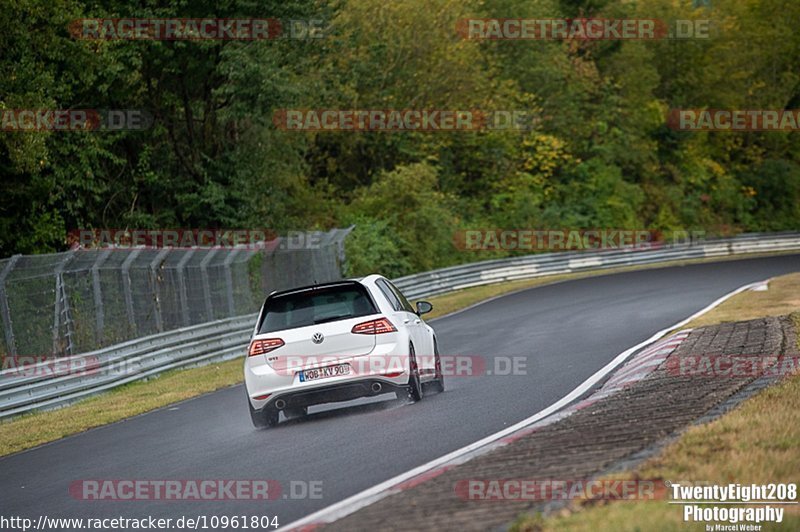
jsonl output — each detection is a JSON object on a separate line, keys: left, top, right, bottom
{"left": 275, "top": 399, "right": 286, "bottom": 410}
{"left": 371, "top": 382, "right": 382, "bottom": 393}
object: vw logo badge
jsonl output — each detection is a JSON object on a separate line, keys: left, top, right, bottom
{"left": 312, "top": 332, "right": 324, "bottom": 344}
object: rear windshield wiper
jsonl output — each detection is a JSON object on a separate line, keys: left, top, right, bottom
{"left": 313, "top": 314, "right": 354, "bottom": 325}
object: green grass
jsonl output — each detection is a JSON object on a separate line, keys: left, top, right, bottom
{"left": 682, "top": 273, "right": 800, "bottom": 330}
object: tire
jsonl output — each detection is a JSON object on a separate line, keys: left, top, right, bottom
{"left": 428, "top": 338, "right": 445, "bottom": 394}
{"left": 249, "top": 399, "right": 279, "bottom": 429}
{"left": 407, "top": 342, "right": 423, "bottom": 402}
{"left": 283, "top": 406, "right": 308, "bottom": 420}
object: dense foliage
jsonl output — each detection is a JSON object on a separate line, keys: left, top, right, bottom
{"left": 1, "top": 0, "right": 798, "bottom": 277}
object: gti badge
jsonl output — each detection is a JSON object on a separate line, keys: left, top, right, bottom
{"left": 312, "top": 332, "right": 324, "bottom": 344}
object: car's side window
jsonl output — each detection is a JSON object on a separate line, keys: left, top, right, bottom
{"left": 376, "top": 279, "right": 403, "bottom": 312}
{"left": 386, "top": 281, "right": 415, "bottom": 313}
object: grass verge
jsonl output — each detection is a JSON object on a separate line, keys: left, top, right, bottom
{"left": 511, "top": 372, "right": 800, "bottom": 531}
{"left": 682, "top": 272, "right": 800, "bottom": 330}
{"left": 0, "top": 252, "right": 796, "bottom": 458}
{"left": 511, "top": 273, "right": 800, "bottom": 531}
{"left": 0, "top": 360, "right": 243, "bottom": 457}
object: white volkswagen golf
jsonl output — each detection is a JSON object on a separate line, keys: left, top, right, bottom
{"left": 244, "top": 275, "right": 444, "bottom": 427}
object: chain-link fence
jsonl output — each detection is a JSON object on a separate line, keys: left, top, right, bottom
{"left": 0, "top": 228, "right": 352, "bottom": 358}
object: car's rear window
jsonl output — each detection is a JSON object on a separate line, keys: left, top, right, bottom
{"left": 258, "top": 284, "right": 377, "bottom": 333}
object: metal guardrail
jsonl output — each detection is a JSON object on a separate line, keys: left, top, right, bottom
{"left": 1, "top": 232, "right": 799, "bottom": 420}
{"left": 392, "top": 232, "right": 800, "bottom": 299}
{"left": 0, "top": 314, "right": 255, "bottom": 420}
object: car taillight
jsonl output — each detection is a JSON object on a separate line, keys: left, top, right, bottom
{"left": 248, "top": 338, "right": 284, "bottom": 356}
{"left": 351, "top": 317, "right": 397, "bottom": 335}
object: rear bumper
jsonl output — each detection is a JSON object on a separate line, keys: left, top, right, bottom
{"left": 244, "top": 334, "right": 413, "bottom": 411}
{"left": 253, "top": 378, "right": 407, "bottom": 415}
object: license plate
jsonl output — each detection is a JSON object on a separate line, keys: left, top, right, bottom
{"left": 299, "top": 363, "right": 351, "bottom": 382}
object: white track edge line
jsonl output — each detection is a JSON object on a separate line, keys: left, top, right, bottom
{"left": 282, "top": 279, "right": 764, "bottom": 530}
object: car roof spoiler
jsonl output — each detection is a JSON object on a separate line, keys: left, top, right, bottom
{"left": 268, "top": 279, "right": 362, "bottom": 299}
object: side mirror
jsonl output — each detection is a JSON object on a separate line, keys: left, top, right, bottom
{"left": 415, "top": 301, "right": 433, "bottom": 315}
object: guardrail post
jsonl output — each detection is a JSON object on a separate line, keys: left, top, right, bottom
{"left": 148, "top": 248, "right": 171, "bottom": 332}
{"left": 0, "top": 255, "right": 21, "bottom": 356}
{"left": 223, "top": 248, "right": 242, "bottom": 318}
{"left": 200, "top": 249, "right": 219, "bottom": 322}
{"left": 52, "top": 250, "right": 77, "bottom": 357}
{"left": 121, "top": 249, "right": 144, "bottom": 334}
{"left": 91, "top": 249, "right": 112, "bottom": 345}
{"left": 338, "top": 226, "right": 355, "bottom": 264}
{"left": 176, "top": 249, "right": 195, "bottom": 327}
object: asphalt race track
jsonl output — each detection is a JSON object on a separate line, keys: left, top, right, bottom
{"left": 3, "top": 254, "right": 799, "bottom": 528}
